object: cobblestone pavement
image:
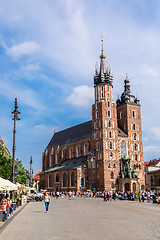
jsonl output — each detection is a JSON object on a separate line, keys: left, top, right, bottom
{"left": 0, "top": 197, "right": 160, "bottom": 240}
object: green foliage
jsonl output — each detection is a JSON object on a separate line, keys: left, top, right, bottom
{"left": 0, "top": 144, "right": 30, "bottom": 185}
{"left": 0, "top": 144, "right": 12, "bottom": 179}
{"left": 15, "top": 158, "right": 30, "bottom": 185}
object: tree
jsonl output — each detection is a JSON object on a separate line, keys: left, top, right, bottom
{"left": 0, "top": 144, "right": 30, "bottom": 185}
{"left": 0, "top": 144, "right": 12, "bottom": 179}
{"left": 15, "top": 159, "right": 30, "bottom": 185}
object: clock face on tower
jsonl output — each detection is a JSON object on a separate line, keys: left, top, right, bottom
{"left": 120, "top": 140, "right": 127, "bottom": 158}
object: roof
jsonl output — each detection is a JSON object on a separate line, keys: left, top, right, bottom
{"left": 42, "top": 156, "right": 88, "bottom": 173}
{"left": 46, "top": 120, "right": 92, "bottom": 150}
{"left": 148, "top": 159, "right": 160, "bottom": 167}
{"left": 144, "top": 161, "right": 150, "bottom": 167}
{"left": 33, "top": 171, "right": 41, "bottom": 181}
{"left": 46, "top": 120, "right": 128, "bottom": 150}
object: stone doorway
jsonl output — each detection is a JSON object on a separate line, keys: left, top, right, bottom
{"left": 125, "top": 183, "right": 130, "bottom": 192}
{"left": 133, "top": 182, "right": 136, "bottom": 192}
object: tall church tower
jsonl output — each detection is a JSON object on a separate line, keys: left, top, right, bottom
{"left": 92, "top": 41, "right": 118, "bottom": 191}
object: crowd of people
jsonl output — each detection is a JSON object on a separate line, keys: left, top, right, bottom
{"left": 0, "top": 193, "right": 13, "bottom": 223}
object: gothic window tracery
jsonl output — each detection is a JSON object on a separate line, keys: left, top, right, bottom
{"left": 120, "top": 140, "right": 127, "bottom": 158}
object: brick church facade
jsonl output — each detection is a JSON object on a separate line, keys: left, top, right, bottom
{"left": 40, "top": 44, "right": 145, "bottom": 192}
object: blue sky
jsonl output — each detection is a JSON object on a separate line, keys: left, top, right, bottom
{"left": 0, "top": 0, "right": 160, "bottom": 174}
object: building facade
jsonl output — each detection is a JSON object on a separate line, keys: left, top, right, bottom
{"left": 144, "top": 159, "right": 160, "bottom": 190}
{"left": 40, "top": 45, "right": 145, "bottom": 192}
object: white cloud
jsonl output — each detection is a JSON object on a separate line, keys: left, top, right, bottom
{"left": 7, "top": 41, "right": 40, "bottom": 58}
{"left": 138, "top": 64, "right": 159, "bottom": 77}
{"left": 22, "top": 63, "right": 41, "bottom": 72}
{"left": 144, "top": 145, "right": 160, "bottom": 153}
{"left": 66, "top": 85, "right": 94, "bottom": 107}
{"left": 150, "top": 127, "right": 160, "bottom": 140}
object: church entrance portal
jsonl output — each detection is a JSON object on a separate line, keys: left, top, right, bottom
{"left": 133, "top": 182, "right": 136, "bottom": 192}
{"left": 125, "top": 183, "right": 130, "bottom": 192}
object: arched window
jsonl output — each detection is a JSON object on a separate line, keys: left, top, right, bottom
{"left": 135, "top": 144, "right": 137, "bottom": 151}
{"left": 81, "top": 178, "right": 84, "bottom": 187}
{"left": 132, "top": 111, "right": 136, "bottom": 118}
{"left": 48, "top": 175, "right": 52, "bottom": 188}
{"left": 76, "top": 145, "right": 79, "bottom": 157}
{"left": 84, "top": 144, "right": 87, "bottom": 155}
{"left": 69, "top": 148, "right": 72, "bottom": 159}
{"left": 71, "top": 172, "right": 75, "bottom": 187}
{"left": 110, "top": 142, "right": 112, "bottom": 150}
{"left": 120, "top": 140, "right": 127, "bottom": 157}
{"left": 108, "top": 111, "right": 111, "bottom": 118}
{"left": 55, "top": 173, "right": 59, "bottom": 182}
{"left": 101, "top": 86, "right": 104, "bottom": 98}
{"left": 109, "top": 131, "right": 112, "bottom": 139}
{"left": 133, "top": 123, "right": 136, "bottom": 130}
{"left": 110, "top": 153, "right": 113, "bottom": 160}
{"left": 120, "top": 111, "right": 123, "bottom": 119}
{"left": 135, "top": 154, "right": 137, "bottom": 161}
{"left": 63, "top": 173, "right": 67, "bottom": 187}
{"left": 55, "top": 152, "right": 58, "bottom": 164}
{"left": 108, "top": 163, "right": 111, "bottom": 169}
{"left": 108, "top": 101, "right": 110, "bottom": 108}
{"left": 111, "top": 171, "right": 114, "bottom": 179}
{"left": 109, "top": 120, "right": 111, "bottom": 128}
{"left": 134, "top": 133, "right": 136, "bottom": 140}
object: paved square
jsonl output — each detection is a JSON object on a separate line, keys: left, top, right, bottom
{"left": 0, "top": 197, "right": 160, "bottom": 240}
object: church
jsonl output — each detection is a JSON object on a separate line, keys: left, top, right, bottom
{"left": 40, "top": 43, "right": 145, "bottom": 192}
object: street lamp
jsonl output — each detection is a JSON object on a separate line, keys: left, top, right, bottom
{"left": 11, "top": 98, "right": 20, "bottom": 183}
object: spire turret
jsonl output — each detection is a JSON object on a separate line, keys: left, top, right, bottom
{"left": 116, "top": 74, "right": 140, "bottom": 106}
{"left": 94, "top": 40, "right": 113, "bottom": 86}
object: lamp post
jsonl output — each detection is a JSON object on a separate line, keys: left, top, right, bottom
{"left": 11, "top": 98, "right": 20, "bottom": 183}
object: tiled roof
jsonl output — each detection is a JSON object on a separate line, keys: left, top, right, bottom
{"left": 144, "top": 161, "right": 150, "bottom": 167}
{"left": 33, "top": 171, "right": 41, "bottom": 181}
{"left": 46, "top": 120, "right": 128, "bottom": 150}
{"left": 42, "top": 156, "right": 88, "bottom": 173}
{"left": 46, "top": 120, "right": 92, "bottom": 150}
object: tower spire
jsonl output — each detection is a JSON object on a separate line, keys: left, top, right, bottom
{"left": 100, "top": 38, "right": 106, "bottom": 75}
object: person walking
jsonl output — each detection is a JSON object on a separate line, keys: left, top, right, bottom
{"left": 44, "top": 192, "right": 51, "bottom": 213}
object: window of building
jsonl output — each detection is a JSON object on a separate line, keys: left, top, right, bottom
{"left": 133, "top": 124, "right": 136, "bottom": 131}
{"left": 106, "top": 142, "right": 108, "bottom": 150}
{"left": 135, "top": 154, "right": 137, "bottom": 161}
{"left": 107, "top": 152, "right": 109, "bottom": 160}
{"left": 111, "top": 171, "right": 114, "bottom": 179}
{"left": 113, "top": 164, "right": 116, "bottom": 169}
{"left": 109, "top": 120, "right": 111, "bottom": 128}
{"left": 76, "top": 145, "right": 79, "bottom": 157}
{"left": 55, "top": 152, "right": 58, "bottom": 164}
{"left": 50, "top": 154, "right": 52, "bottom": 167}
{"left": 108, "top": 101, "right": 110, "bottom": 108}
{"left": 114, "top": 142, "right": 116, "bottom": 150}
{"left": 96, "top": 111, "right": 99, "bottom": 119}
{"left": 120, "top": 112, "right": 123, "bottom": 119}
{"left": 96, "top": 132, "right": 99, "bottom": 139}
{"left": 55, "top": 173, "right": 59, "bottom": 182}
{"left": 84, "top": 144, "right": 87, "bottom": 155}
{"left": 134, "top": 133, "right": 136, "bottom": 140}
{"left": 108, "top": 163, "right": 111, "bottom": 169}
{"left": 132, "top": 154, "right": 134, "bottom": 161}
{"left": 63, "top": 173, "right": 67, "bottom": 187}
{"left": 108, "top": 111, "right": 111, "bottom": 118}
{"left": 101, "top": 86, "right": 104, "bottom": 98}
{"left": 105, "top": 120, "right": 107, "bottom": 127}
{"left": 81, "top": 178, "right": 85, "bottom": 187}
{"left": 110, "top": 142, "right": 112, "bottom": 150}
{"left": 61, "top": 149, "right": 64, "bottom": 158}
{"left": 96, "top": 102, "right": 98, "bottom": 109}
{"left": 69, "top": 148, "right": 72, "bottom": 159}
{"left": 110, "top": 153, "right": 113, "bottom": 160}
{"left": 108, "top": 87, "right": 110, "bottom": 98}
{"left": 131, "top": 133, "right": 133, "bottom": 141}
{"left": 99, "top": 120, "right": 101, "bottom": 128}
{"left": 109, "top": 131, "right": 112, "bottom": 139}
{"left": 48, "top": 175, "right": 52, "bottom": 188}
{"left": 120, "top": 140, "right": 127, "bottom": 158}
{"left": 132, "top": 111, "right": 136, "bottom": 118}
{"left": 138, "top": 144, "right": 140, "bottom": 151}
{"left": 134, "top": 144, "right": 137, "bottom": 151}
{"left": 131, "top": 143, "right": 133, "bottom": 151}
{"left": 71, "top": 172, "right": 75, "bottom": 187}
